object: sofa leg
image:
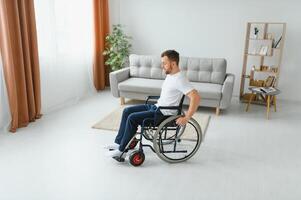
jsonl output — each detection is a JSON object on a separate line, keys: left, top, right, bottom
{"left": 216, "top": 107, "right": 220, "bottom": 116}
{"left": 120, "top": 97, "right": 125, "bottom": 105}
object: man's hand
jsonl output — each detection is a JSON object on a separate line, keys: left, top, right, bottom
{"left": 176, "top": 89, "right": 200, "bottom": 126}
{"left": 176, "top": 116, "right": 189, "bottom": 126}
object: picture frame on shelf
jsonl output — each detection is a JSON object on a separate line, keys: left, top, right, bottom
{"left": 259, "top": 45, "right": 268, "bottom": 55}
{"left": 264, "top": 76, "right": 276, "bottom": 87}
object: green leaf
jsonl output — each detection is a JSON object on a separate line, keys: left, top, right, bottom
{"left": 102, "top": 24, "right": 132, "bottom": 71}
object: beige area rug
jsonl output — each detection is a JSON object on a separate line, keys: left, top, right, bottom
{"left": 92, "top": 100, "right": 211, "bottom": 136}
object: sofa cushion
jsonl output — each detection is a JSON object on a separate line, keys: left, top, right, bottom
{"left": 129, "top": 54, "right": 226, "bottom": 84}
{"left": 191, "top": 82, "right": 222, "bottom": 100}
{"left": 119, "top": 77, "right": 222, "bottom": 100}
{"left": 118, "top": 78, "right": 164, "bottom": 94}
{"left": 180, "top": 57, "right": 227, "bottom": 84}
{"left": 129, "top": 55, "right": 166, "bottom": 80}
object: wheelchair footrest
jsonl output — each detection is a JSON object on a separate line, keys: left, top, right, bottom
{"left": 113, "top": 156, "right": 125, "bottom": 162}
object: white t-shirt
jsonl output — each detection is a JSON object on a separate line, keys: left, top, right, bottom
{"left": 156, "top": 72, "right": 194, "bottom": 115}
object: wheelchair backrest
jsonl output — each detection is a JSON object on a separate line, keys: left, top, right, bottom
{"left": 178, "top": 95, "right": 185, "bottom": 115}
{"left": 154, "top": 95, "right": 186, "bottom": 126}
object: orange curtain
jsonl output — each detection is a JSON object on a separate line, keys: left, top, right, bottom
{"left": 0, "top": 0, "right": 42, "bottom": 132}
{"left": 93, "top": 0, "right": 109, "bottom": 90}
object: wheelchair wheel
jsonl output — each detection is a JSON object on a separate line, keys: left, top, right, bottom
{"left": 153, "top": 115, "right": 202, "bottom": 163}
{"left": 129, "top": 150, "right": 145, "bottom": 166}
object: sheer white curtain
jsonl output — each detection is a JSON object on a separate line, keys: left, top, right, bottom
{"left": 0, "top": 54, "right": 10, "bottom": 133}
{"left": 34, "top": 0, "right": 95, "bottom": 114}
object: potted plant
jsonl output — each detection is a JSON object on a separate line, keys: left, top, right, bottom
{"left": 103, "top": 24, "right": 132, "bottom": 71}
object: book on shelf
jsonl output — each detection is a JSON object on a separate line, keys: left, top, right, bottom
{"left": 251, "top": 86, "right": 277, "bottom": 94}
{"left": 251, "top": 87, "right": 262, "bottom": 93}
{"left": 260, "top": 87, "right": 277, "bottom": 93}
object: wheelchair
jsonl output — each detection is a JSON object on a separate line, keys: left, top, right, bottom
{"left": 114, "top": 95, "right": 203, "bottom": 166}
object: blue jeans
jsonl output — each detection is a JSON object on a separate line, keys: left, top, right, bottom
{"left": 115, "top": 104, "right": 163, "bottom": 151}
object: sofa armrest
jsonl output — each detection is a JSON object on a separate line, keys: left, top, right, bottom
{"left": 220, "top": 73, "right": 235, "bottom": 109}
{"left": 109, "top": 67, "right": 130, "bottom": 97}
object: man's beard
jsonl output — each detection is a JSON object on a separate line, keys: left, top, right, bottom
{"left": 164, "top": 69, "right": 170, "bottom": 74}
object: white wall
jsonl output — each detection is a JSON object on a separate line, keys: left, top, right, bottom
{"left": 109, "top": 0, "right": 301, "bottom": 102}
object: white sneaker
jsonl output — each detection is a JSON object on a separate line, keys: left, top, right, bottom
{"left": 105, "top": 149, "right": 126, "bottom": 159}
{"left": 103, "top": 143, "right": 119, "bottom": 151}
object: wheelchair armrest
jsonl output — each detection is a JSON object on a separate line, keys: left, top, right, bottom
{"left": 158, "top": 106, "right": 180, "bottom": 110}
{"left": 157, "top": 106, "right": 182, "bottom": 115}
{"left": 145, "top": 95, "right": 160, "bottom": 105}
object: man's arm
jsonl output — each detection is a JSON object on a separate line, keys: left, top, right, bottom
{"left": 176, "top": 89, "right": 201, "bottom": 126}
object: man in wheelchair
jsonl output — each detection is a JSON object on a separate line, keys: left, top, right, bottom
{"left": 105, "top": 50, "right": 201, "bottom": 162}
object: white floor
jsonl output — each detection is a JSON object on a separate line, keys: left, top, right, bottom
{"left": 0, "top": 89, "right": 301, "bottom": 200}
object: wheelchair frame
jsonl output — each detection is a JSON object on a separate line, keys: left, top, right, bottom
{"left": 113, "top": 95, "right": 202, "bottom": 166}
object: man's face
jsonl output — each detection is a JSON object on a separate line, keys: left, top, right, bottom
{"left": 161, "top": 56, "right": 174, "bottom": 74}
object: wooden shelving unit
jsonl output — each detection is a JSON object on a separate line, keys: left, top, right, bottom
{"left": 240, "top": 22, "right": 286, "bottom": 104}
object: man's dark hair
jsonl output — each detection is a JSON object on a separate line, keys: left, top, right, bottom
{"left": 161, "top": 50, "right": 179, "bottom": 65}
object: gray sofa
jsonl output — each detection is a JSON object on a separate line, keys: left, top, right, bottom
{"left": 110, "top": 54, "right": 235, "bottom": 115}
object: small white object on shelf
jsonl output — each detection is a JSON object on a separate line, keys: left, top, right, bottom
{"left": 259, "top": 46, "right": 268, "bottom": 55}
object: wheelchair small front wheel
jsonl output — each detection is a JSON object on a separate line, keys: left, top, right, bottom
{"left": 129, "top": 150, "right": 145, "bottom": 166}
